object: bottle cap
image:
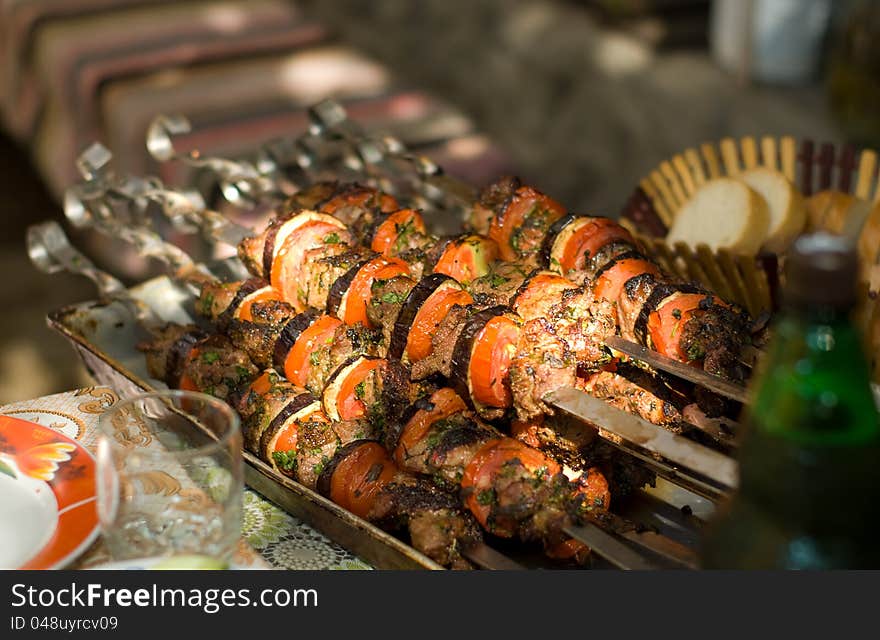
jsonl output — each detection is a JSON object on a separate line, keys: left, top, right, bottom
{"left": 784, "top": 233, "right": 859, "bottom": 308}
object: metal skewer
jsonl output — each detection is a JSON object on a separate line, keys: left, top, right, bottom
{"left": 546, "top": 387, "right": 739, "bottom": 499}
{"left": 461, "top": 544, "right": 526, "bottom": 571}
{"left": 26, "top": 220, "right": 161, "bottom": 327}
{"left": 561, "top": 523, "right": 660, "bottom": 570}
{"left": 605, "top": 335, "right": 750, "bottom": 404}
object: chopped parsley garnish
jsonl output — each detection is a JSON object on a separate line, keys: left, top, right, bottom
{"left": 312, "top": 455, "right": 330, "bottom": 477}
{"left": 200, "top": 292, "right": 215, "bottom": 315}
{"left": 686, "top": 343, "right": 705, "bottom": 362}
{"left": 323, "top": 232, "right": 341, "bottom": 244}
{"left": 476, "top": 489, "right": 496, "bottom": 506}
{"left": 489, "top": 273, "right": 508, "bottom": 288}
{"left": 393, "top": 218, "right": 416, "bottom": 253}
{"left": 354, "top": 381, "right": 366, "bottom": 400}
{"left": 272, "top": 450, "right": 297, "bottom": 473}
{"left": 201, "top": 351, "right": 220, "bottom": 364}
{"left": 379, "top": 291, "right": 406, "bottom": 305}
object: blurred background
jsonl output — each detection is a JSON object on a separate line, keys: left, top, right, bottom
{"left": 1, "top": 0, "right": 878, "bottom": 403}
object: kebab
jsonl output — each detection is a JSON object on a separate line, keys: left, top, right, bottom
{"left": 166, "top": 277, "right": 632, "bottom": 563}
{"left": 229, "top": 200, "right": 729, "bottom": 435}
{"left": 139, "top": 323, "right": 613, "bottom": 565}
{"left": 245, "top": 178, "right": 750, "bottom": 385}
{"left": 190, "top": 270, "right": 655, "bottom": 501}
{"left": 139, "top": 324, "right": 482, "bottom": 569}
{"left": 126, "top": 181, "right": 727, "bottom": 488}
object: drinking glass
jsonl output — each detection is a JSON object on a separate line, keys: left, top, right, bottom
{"left": 96, "top": 390, "right": 242, "bottom": 565}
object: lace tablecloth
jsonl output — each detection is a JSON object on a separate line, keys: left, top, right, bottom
{"left": 0, "top": 387, "right": 372, "bottom": 570}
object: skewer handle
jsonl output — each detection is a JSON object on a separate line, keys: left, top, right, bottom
{"left": 27, "top": 221, "right": 127, "bottom": 299}
{"left": 26, "top": 221, "right": 161, "bottom": 329}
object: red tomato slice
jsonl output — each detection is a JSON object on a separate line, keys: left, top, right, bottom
{"left": 560, "top": 218, "right": 634, "bottom": 273}
{"left": 469, "top": 316, "right": 520, "bottom": 408}
{"left": 461, "top": 438, "right": 560, "bottom": 536}
{"left": 432, "top": 236, "right": 498, "bottom": 285}
{"left": 273, "top": 421, "right": 299, "bottom": 456}
{"left": 271, "top": 220, "right": 349, "bottom": 310}
{"left": 394, "top": 388, "right": 467, "bottom": 466}
{"left": 488, "top": 186, "right": 566, "bottom": 261}
{"left": 335, "top": 359, "right": 384, "bottom": 420}
{"left": 593, "top": 258, "right": 659, "bottom": 305}
{"left": 178, "top": 373, "right": 199, "bottom": 393}
{"left": 329, "top": 442, "right": 398, "bottom": 519}
{"left": 234, "top": 286, "right": 284, "bottom": 322}
{"left": 371, "top": 209, "right": 426, "bottom": 256}
{"left": 248, "top": 370, "right": 275, "bottom": 396}
{"left": 177, "top": 347, "right": 201, "bottom": 391}
{"left": 646, "top": 293, "right": 707, "bottom": 362}
{"left": 283, "top": 315, "right": 343, "bottom": 387}
{"left": 342, "top": 257, "right": 410, "bottom": 327}
{"left": 406, "top": 288, "right": 474, "bottom": 362}
{"left": 576, "top": 466, "right": 611, "bottom": 511}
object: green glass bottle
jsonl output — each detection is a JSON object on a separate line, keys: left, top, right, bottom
{"left": 701, "top": 233, "right": 880, "bottom": 569}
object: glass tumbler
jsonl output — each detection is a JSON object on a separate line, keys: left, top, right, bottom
{"left": 96, "top": 390, "right": 243, "bottom": 565}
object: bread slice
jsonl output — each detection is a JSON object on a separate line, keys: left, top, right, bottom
{"left": 858, "top": 200, "right": 880, "bottom": 274}
{"left": 737, "top": 167, "right": 806, "bottom": 253}
{"left": 666, "top": 178, "right": 769, "bottom": 254}
{"left": 805, "top": 189, "right": 857, "bottom": 233}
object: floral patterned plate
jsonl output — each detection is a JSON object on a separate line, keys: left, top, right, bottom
{"left": 0, "top": 415, "right": 99, "bottom": 569}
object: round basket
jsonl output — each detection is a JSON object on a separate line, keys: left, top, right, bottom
{"left": 620, "top": 136, "right": 880, "bottom": 312}
{"left": 620, "top": 135, "right": 880, "bottom": 376}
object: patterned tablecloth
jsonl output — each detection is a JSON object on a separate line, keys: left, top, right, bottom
{"left": 0, "top": 387, "right": 372, "bottom": 570}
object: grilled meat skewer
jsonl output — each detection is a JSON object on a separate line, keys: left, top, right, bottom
{"left": 230, "top": 206, "right": 718, "bottom": 431}
{"left": 139, "top": 325, "right": 481, "bottom": 569}
{"left": 274, "top": 179, "right": 751, "bottom": 382}
{"left": 203, "top": 282, "right": 661, "bottom": 493}
{"left": 140, "top": 324, "right": 612, "bottom": 564}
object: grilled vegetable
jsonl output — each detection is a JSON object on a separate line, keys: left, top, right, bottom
{"left": 198, "top": 279, "right": 284, "bottom": 329}
{"left": 510, "top": 270, "right": 576, "bottom": 321}
{"left": 268, "top": 214, "right": 351, "bottom": 311}
{"left": 486, "top": 184, "right": 566, "bottom": 262}
{"left": 369, "top": 208, "right": 427, "bottom": 256}
{"left": 430, "top": 234, "right": 499, "bottom": 285}
{"left": 394, "top": 387, "right": 468, "bottom": 467}
{"left": 542, "top": 215, "right": 635, "bottom": 281}
{"left": 330, "top": 256, "right": 411, "bottom": 327}
{"left": 322, "top": 355, "right": 385, "bottom": 421}
{"left": 237, "top": 370, "right": 318, "bottom": 454}
{"left": 318, "top": 440, "right": 398, "bottom": 519}
{"left": 388, "top": 274, "right": 472, "bottom": 363}
{"left": 273, "top": 313, "right": 341, "bottom": 387}
{"left": 451, "top": 307, "right": 521, "bottom": 414}
{"left": 591, "top": 252, "right": 660, "bottom": 324}
{"left": 461, "top": 438, "right": 561, "bottom": 536}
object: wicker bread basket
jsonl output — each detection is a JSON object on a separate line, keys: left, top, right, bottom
{"left": 620, "top": 135, "right": 880, "bottom": 377}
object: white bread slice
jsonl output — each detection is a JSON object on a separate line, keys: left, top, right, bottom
{"left": 857, "top": 200, "right": 880, "bottom": 276}
{"left": 666, "top": 178, "right": 769, "bottom": 255}
{"left": 737, "top": 167, "right": 806, "bottom": 253}
{"left": 804, "top": 189, "right": 857, "bottom": 233}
